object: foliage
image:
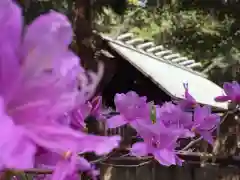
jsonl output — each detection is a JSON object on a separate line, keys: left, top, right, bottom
{"left": 95, "top": 3, "right": 240, "bottom": 84}
{"left": 20, "top": 0, "right": 74, "bottom": 23}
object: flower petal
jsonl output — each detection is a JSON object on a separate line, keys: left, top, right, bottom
{"left": 114, "top": 92, "right": 150, "bottom": 120}
{"left": 0, "top": 0, "right": 22, "bottom": 98}
{"left": 199, "top": 114, "right": 220, "bottom": 131}
{"left": 223, "top": 82, "right": 235, "bottom": 96}
{"left": 25, "top": 125, "right": 86, "bottom": 153}
{"left": 21, "top": 11, "right": 76, "bottom": 79}
{"left": 0, "top": 0, "right": 22, "bottom": 48}
{"left": 23, "top": 11, "right": 72, "bottom": 53}
{"left": 1, "top": 138, "right": 36, "bottom": 169}
{"left": 131, "top": 142, "right": 148, "bottom": 156}
{"left": 214, "top": 95, "right": 231, "bottom": 102}
{"left": 77, "top": 157, "right": 92, "bottom": 171}
{"left": 0, "top": 125, "right": 36, "bottom": 169}
{"left": 106, "top": 115, "right": 127, "bottom": 128}
{"left": 194, "top": 105, "right": 210, "bottom": 124}
{"left": 69, "top": 102, "right": 92, "bottom": 129}
{"left": 35, "top": 151, "right": 61, "bottom": 169}
{"left": 153, "top": 149, "right": 176, "bottom": 166}
{"left": 199, "top": 131, "right": 214, "bottom": 145}
{"left": 9, "top": 51, "right": 81, "bottom": 124}
{"left": 94, "top": 136, "right": 121, "bottom": 155}
{"left": 90, "top": 96, "right": 102, "bottom": 117}
{"left": 51, "top": 158, "right": 74, "bottom": 180}
{"left": 77, "top": 135, "right": 121, "bottom": 155}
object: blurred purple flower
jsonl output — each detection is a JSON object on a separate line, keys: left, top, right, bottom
{"left": 35, "top": 152, "right": 98, "bottom": 180}
{"left": 0, "top": 1, "right": 82, "bottom": 125}
{"left": 0, "top": 101, "right": 36, "bottom": 169}
{"left": 106, "top": 91, "right": 151, "bottom": 128}
{"left": 215, "top": 81, "right": 240, "bottom": 103}
{"left": 59, "top": 96, "right": 103, "bottom": 130}
{"left": 50, "top": 152, "right": 79, "bottom": 180}
{"left": 0, "top": 0, "right": 84, "bottom": 169}
{"left": 34, "top": 135, "right": 120, "bottom": 180}
{"left": 0, "top": 1, "right": 120, "bottom": 179}
{"left": 192, "top": 105, "right": 220, "bottom": 145}
{"left": 67, "top": 102, "right": 92, "bottom": 130}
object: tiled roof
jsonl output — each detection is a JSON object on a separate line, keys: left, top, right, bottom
{"left": 116, "top": 33, "right": 202, "bottom": 72}
{"left": 101, "top": 33, "right": 228, "bottom": 111}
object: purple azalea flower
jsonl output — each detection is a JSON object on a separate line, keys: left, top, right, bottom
{"left": 49, "top": 153, "right": 78, "bottom": 180}
{"left": 1, "top": 1, "right": 82, "bottom": 126}
{"left": 192, "top": 105, "right": 220, "bottom": 145}
{"left": 130, "top": 122, "right": 183, "bottom": 166}
{"left": 0, "top": 104, "right": 36, "bottom": 169}
{"left": 25, "top": 125, "right": 120, "bottom": 179}
{"left": 75, "top": 135, "right": 121, "bottom": 155}
{"left": 178, "top": 83, "right": 197, "bottom": 110}
{"left": 33, "top": 134, "right": 119, "bottom": 180}
{"left": 106, "top": 91, "right": 151, "bottom": 128}
{"left": 157, "top": 102, "right": 193, "bottom": 133}
{"left": 0, "top": 0, "right": 84, "bottom": 169}
{"left": 67, "top": 102, "right": 92, "bottom": 130}
{"left": 58, "top": 96, "right": 104, "bottom": 131}
{"left": 35, "top": 152, "right": 97, "bottom": 180}
{"left": 0, "top": 1, "right": 121, "bottom": 179}
{"left": 70, "top": 96, "right": 103, "bottom": 129}
{"left": 49, "top": 155, "right": 97, "bottom": 180}
{"left": 215, "top": 81, "right": 240, "bottom": 103}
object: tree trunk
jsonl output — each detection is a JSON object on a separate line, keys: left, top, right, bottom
{"left": 75, "top": 0, "right": 99, "bottom": 72}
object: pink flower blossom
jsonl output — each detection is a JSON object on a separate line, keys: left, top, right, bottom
{"left": 0, "top": 1, "right": 120, "bottom": 179}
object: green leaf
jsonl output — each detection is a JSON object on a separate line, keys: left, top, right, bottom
{"left": 150, "top": 102, "right": 157, "bottom": 124}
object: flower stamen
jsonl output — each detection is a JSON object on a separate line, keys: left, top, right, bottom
{"left": 63, "top": 150, "right": 72, "bottom": 159}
